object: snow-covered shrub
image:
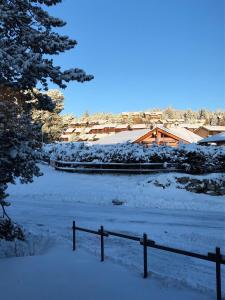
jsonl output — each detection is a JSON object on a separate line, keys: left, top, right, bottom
{"left": 0, "top": 219, "right": 25, "bottom": 241}
{"left": 41, "top": 142, "right": 225, "bottom": 174}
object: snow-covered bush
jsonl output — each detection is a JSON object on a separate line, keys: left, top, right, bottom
{"left": 40, "top": 142, "right": 225, "bottom": 174}
{"left": 0, "top": 219, "right": 25, "bottom": 241}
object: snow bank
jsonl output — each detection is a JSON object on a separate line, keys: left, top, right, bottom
{"left": 0, "top": 231, "right": 55, "bottom": 258}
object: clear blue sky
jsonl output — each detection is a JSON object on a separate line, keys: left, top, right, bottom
{"left": 48, "top": 0, "right": 224, "bottom": 116}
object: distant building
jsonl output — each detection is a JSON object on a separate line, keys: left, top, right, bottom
{"left": 198, "top": 133, "right": 225, "bottom": 146}
{"left": 131, "top": 124, "right": 148, "bottom": 130}
{"left": 194, "top": 126, "right": 225, "bottom": 138}
{"left": 144, "top": 111, "right": 162, "bottom": 119}
{"left": 121, "top": 111, "right": 162, "bottom": 123}
{"left": 181, "top": 124, "right": 200, "bottom": 133}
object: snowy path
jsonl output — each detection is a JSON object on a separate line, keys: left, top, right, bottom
{"left": 5, "top": 164, "right": 225, "bottom": 299}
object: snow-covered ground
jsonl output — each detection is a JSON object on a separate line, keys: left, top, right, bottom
{"left": 2, "top": 164, "right": 225, "bottom": 299}
{"left": 0, "top": 244, "right": 211, "bottom": 300}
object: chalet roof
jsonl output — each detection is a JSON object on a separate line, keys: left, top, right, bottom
{"left": 103, "top": 124, "right": 116, "bottom": 128}
{"left": 181, "top": 124, "right": 200, "bottom": 129}
{"left": 60, "top": 134, "right": 69, "bottom": 139}
{"left": 90, "top": 125, "right": 106, "bottom": 130}
{"left": 94, "top": 133, "right": 114, "bottom": 139}
{"left": 131, "top": 124, "right": 148, "bottom": 129}
{"left": 84, "top": 128, "right": 92, "bottom": 134}
{"left": 74, "top": 128, "right": 83, "bottom": 133}
{"left": 65, "top": 127, "right": 76, "bottom": 133}
{"left": 95, "top": 125, "right": 201, "bottom": 145}
{"left": 115, "top": 124, "right": 129, "bottom": 129}
{"left": 199, "top": 126, "right": 225, "bottom": 132}
{"left": 166, "top": 119, "right": 185, "bottom": 122}
{"left": 95, "top": 129, "right": 149, "bottom": 145}
{"left": 122, "top": 112, "right": 142, "bottom": 116}
{"left": 157, "top": 126, "right": 202, "bottom": 143}
{"left": 70, "top": 120, "right": 87, "bottom": 125}
{"left": 199, "top": 132, "right": 225, "bottom": 144}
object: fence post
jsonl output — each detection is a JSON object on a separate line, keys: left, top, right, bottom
{"left": 100, "top": 225, "right": 105, "bottom": 262}
{"left": 143, "top": 233, "right": 148, "bottom": 278}
{"left": 215, "top": 247, "right": 222, "bottom": 300}
{"left": 72, "top": 221, "right": 76, "bottom": 251}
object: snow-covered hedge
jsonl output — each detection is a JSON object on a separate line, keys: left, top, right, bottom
{"left": 39, "top": 142, "right": 225, "bottom": 174}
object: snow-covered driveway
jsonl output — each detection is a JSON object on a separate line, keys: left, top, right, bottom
{"left": 6, "top": 164, "right": 225, "bottom": 298}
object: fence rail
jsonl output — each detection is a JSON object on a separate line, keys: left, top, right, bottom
{"left": 72, "top": 221, "right": 225, "bottom": 300}
{"left": 52, "top": 160, "right": 181, "bottom": 173}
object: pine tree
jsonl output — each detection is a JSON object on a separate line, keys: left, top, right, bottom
{"left": 0, "top": 0, "right": 93, "bottom": 217}
{"left": 32, "top": 89, "right": 66, "bottom": 143}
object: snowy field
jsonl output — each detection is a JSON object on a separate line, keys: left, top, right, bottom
{"left": 2, "top": 164, "right": 225, "bottom": 299}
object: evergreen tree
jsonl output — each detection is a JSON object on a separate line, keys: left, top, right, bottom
{"left": 32, "top": 89, "right": 66, "bottom": 143}
{"left": 0, "top": 0, "right": 93, "bottom": 216}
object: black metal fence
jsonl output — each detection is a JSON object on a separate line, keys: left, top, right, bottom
{"left": 72, "top": 221, "right": 225, "bottom": 300}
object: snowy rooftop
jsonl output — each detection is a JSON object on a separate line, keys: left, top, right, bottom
{"left": 94, "top": 126, "right": 201, "bottom": 145}
{"left": 115, "top": 124, "right": 129, "bottom": 128}
{"left": 201, "top": 125, "right": 225, "bottom": 131}
{"left": 199, "top": 132, "right": 225, "bottom": 143}
{"left": 65, "top": 128, "right": 75, "bottom": 134}
{"left": 131, "top": 124, "right": 148, "bottom": 129}
{"left": 181, "top": 124, "right": 200, "bottom": 129}
{"left": 158, "top": 126, "right": 202, "bottom": 143}
{"left": 95, "top": 129, "right": 149, "bottom": 144}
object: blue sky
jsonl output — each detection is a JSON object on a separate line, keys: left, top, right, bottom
{"left": 48, "top": 0, "right": 224, "bottom": 116}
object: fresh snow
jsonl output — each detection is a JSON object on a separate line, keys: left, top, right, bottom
{"left": 199, "top": 132, "right": 225, "bottom": 143}
{"left": 2, "top": 164, "right": 225, "bottom": 299}
{"left": 0, "top": 244, "right": 212, "bottom": 300}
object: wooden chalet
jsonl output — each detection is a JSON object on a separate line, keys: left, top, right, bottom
{"left": 194, "top": 126, "right": 225, "bottom": 138}
{"left": 96, "top": 126, "right": 201, "bottom": 146}
{"left": 134, "top": 126, "right": 201, "bottom": 146}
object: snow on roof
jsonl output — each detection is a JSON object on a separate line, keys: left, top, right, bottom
{"left": 104, "top": 124, "right": 116, "bottom": 128}
{"left": 95, "top": 129, "right": 149, "bottom": 145}
{"left": 65, "top": 128, "right": 75, "bottom": 133}
{"left": 115, "top": 124, "right": 129, "bottom": 128}
{"left": 60, "top": 134, "right": 69, "bottom": 139}
{"left": 181, "top": 124, "right": 200, "bottom": 129}
{"left": 157, "top": 126, "right": 202, "bottom": 143}
{"left": 84, "top": 128, "right": 92, "bottom": 133}
{"left": 94, "top": 133, "right": 112, "bottom": 139}
{"left": 131, "top": 124, "right": 147, "bottom": 129}
{"left": 200, "top": 126, "right": 225, "bottom": 132}
{"left": 199, "top": 132, "right": 225, "bottom": 143}
{"left": 74, "top": 128, "right": 85, "bottom": 133}
{"left": 90, "top": 125, "right": 106, "bottom": 130}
